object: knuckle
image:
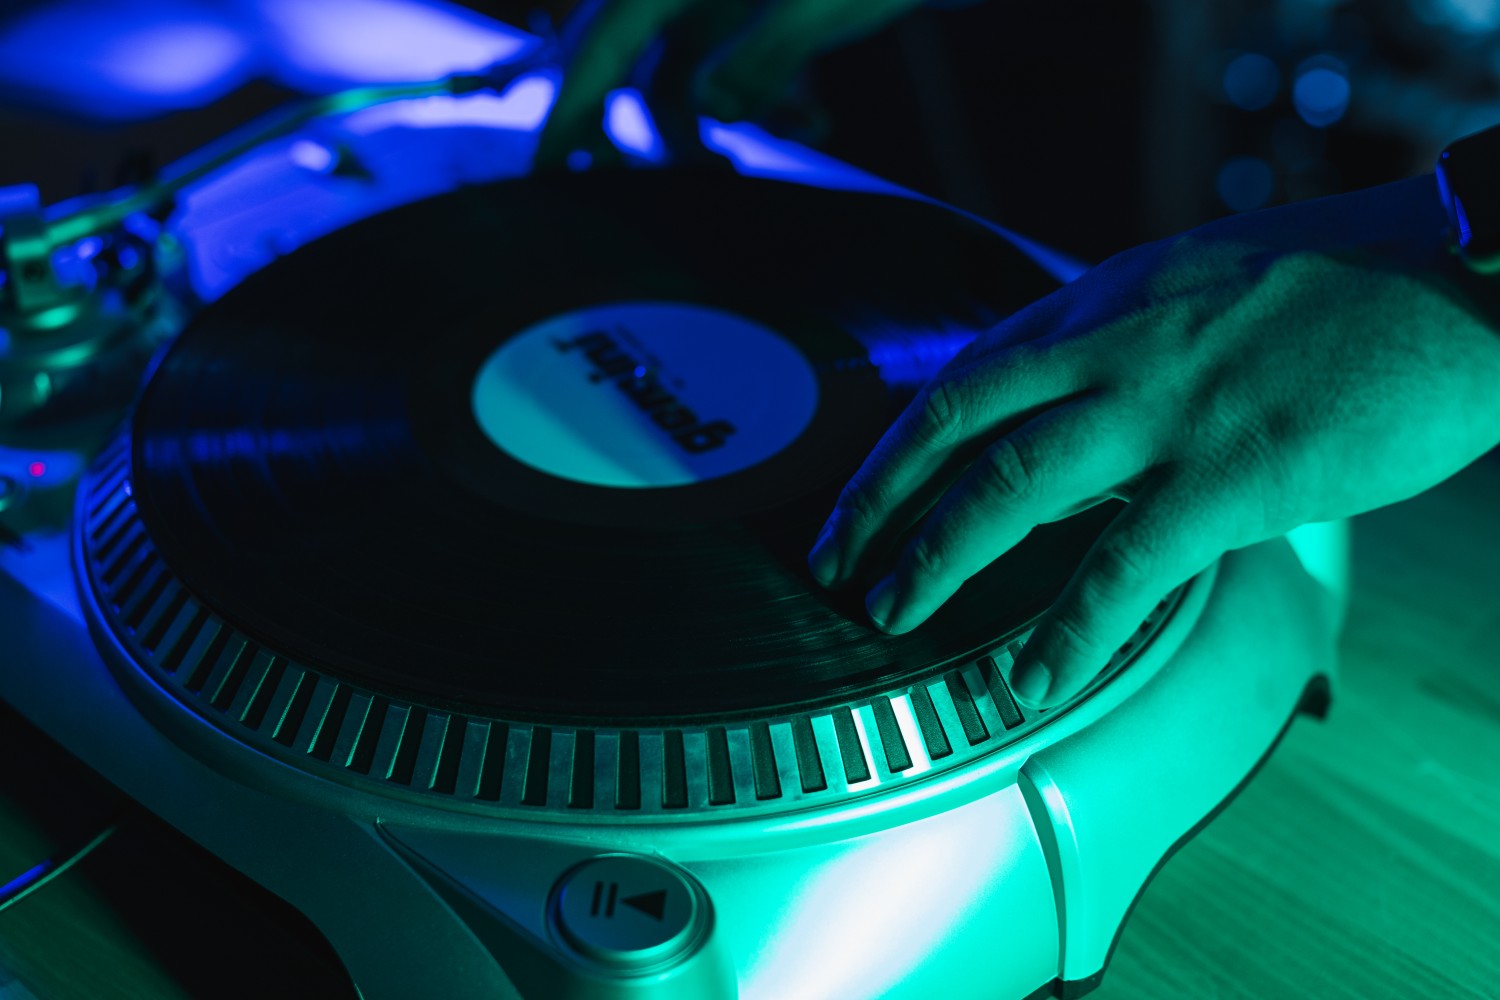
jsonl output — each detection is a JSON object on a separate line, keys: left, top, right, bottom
{"left": 833, "top": 476, "right": 884, "bottom": 532}
{"left": 1088, "top": 538, "right": 1154, "bottom": 597}
{"left": 1043, "top": 607, "right": 1107, "bottom": 662}
{"left": 912, "top": 380, "right": 965, "bottom": 446}
{"left": 906, "top": 534, "right": 947, "bottom": 579}
{"left": 976, "top": 436, "right": 1039, "bottom": 507}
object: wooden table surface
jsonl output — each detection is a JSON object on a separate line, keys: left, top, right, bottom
{"left": 1097, "top": 452, "right": 1500, "bottom": 1000}
{"left": 1, "top": 454, "right": 1496, "bottom": 999}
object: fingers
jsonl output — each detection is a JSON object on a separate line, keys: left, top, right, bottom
{"left": 1009, "top": 476, "right": 1240, "bottom": 710}
{"left": 807, "top": 294, "right": 1084, "bottom": 591}
{"left": 864, "top": 398, "right": 1148, "bottom": 634}
{"left": 697, "top": 0, "right": 921, "bottom": 120}
{"left": 536, "top": 0, "right": 692, "bottom": 168}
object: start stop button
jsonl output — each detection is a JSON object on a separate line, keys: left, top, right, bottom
{"left": 550, "top": 854, "right": 708, "bottom": 972}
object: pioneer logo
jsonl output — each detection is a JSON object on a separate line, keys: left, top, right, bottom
{"left": 553, "top": 330, "right": 737, "bottom": 454}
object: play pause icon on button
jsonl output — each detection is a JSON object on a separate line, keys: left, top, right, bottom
{"left": 587, "top": 881, "right": 668, "bottom": 921}
{"left": 553, "top": 854, "right": 706, "bottom": 970}
{"left": 623, "top": 888, "right": 667, "bottom": 920}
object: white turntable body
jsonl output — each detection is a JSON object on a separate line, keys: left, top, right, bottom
{"left": 0, "top": 512, "right": 1342, "bottom": 999}
{"left": 0, "top": 74, "right": 1347, "bottom": 1000}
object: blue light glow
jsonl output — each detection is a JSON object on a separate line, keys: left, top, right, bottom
{"left": 1437, "top": 156, "right": 1473, "bottom": 245}
{"left": 289, "top": 139, "right": 336, "bottom": 172}
{"left": 861, "top": 323, "right": 977, "bottom": 390}
{"left": 0, "top": 529, "right": 86, "bottom": 626}
{"left": 993, "top": 228, "right": 1087, "bottom": 284}
{"left": 1223, "top": 53, "right": 1279, "bottom": 111}
{"left": 1293, "top": 67, "right": 1350, "bottom": 128}
{"left": 699, "top": 120, "right": 1086, "bottom": 283}
{"left": 252, "top": 0, "right": 529, "bottom": 91}
{"left": 0, "top": 0, "right": 1084, "bottom": 320}
{"left": 121, "top": 212, "right": 162, "bottom": 243}
{"left": 701, "top": 122, "right": 900, "bottom": 195}
{"left": 149, "top": 422, "right": 406, "bottom": 469}
{"left": 0, "top": 824, "right": 118, "bottom": 915}
{"left": 0, "top": 862, "right": 50, "bottom": 900}
{"left": 0, "top": 185, "right": 40, "bottom": 218}
{"left": 0, "top": 442, "right": 89, "bottom": 624}
{"left": 0, "top": 2, "right": 257, "bottom": 119}
{"left": 1217, "top": 156, "right": 1274, "bottom": 212}
{"left": 106, "top": 22, "right": 250, "bottom": 95}
{"left": 343, "top": 74, "right": 557, "bottom": 134}
{"left": 178, "top": 84, "right": 551, "bottom": 298}
{"left": 603, "top": 89, "right": 667, "bottom": 163}
{"left": 1454, "top": 195, "right": 1474, "bottom": 248}
{"left": 0, "top": 446, "right": 83, "bottom": 488}
{"left": 50, "top": 242, "right": 100, "bottom": 292}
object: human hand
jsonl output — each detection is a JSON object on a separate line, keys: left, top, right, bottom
{"left": 807, "top": 175, "right": 1500, "bottom": 709}
{"left": 534, "top": 0, "right": 923, "bottom": 168}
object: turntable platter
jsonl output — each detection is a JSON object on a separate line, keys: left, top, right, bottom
{"left": 120, "top": 169, "right": 1104, "bottom": 724}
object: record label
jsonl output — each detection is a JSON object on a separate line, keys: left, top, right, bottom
{"left": 471, "top": 300, "right": 819, "bottom": 488}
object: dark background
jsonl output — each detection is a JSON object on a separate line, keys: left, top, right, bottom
{"left": 4, "top": 0, "right": 1499, "bottom": 262}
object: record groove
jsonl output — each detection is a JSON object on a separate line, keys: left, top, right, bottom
{"left": 125, "top": 169, "right": 1097, "bottom": 724}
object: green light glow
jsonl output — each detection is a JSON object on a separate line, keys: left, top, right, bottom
{"left": 729, "top": 786, "right": 1054, "bottom": 999}
{"left": 22, "top": 303, "right": 82, "bottom": 332}
{"left": 1283, "top": 520, "right": 1350, "bottom": 612}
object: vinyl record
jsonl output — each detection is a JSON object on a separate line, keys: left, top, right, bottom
{"left": 129, "top": 168, "right": 1111, "bottom": 724}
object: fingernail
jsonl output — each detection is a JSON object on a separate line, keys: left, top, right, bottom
{"left": 865, "top": 574, "right": 900, "bottom": 631}
{"left": 1010, "top": 660, "right": 1053, "bottom": 710}
{"left": 807, "top": 524, "right": 840, "bottom": 588}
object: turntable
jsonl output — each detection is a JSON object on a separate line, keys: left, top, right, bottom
{"left": 0, "top": 61, "right": 1344, "bottom": 1000}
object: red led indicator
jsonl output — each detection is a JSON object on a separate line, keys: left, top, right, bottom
{"left": 27, "top": 461, "right": 45, "bottom": 478}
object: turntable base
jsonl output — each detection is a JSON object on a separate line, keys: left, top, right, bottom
{"left": 1, "top": 101, "right": 1345, "bottom": 1000}
{"left": 10, "top": 462, "right": 1499, "bottom": 1000}
{"left": 0, "top": 507, "right": 1337, "bottom": 1000}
